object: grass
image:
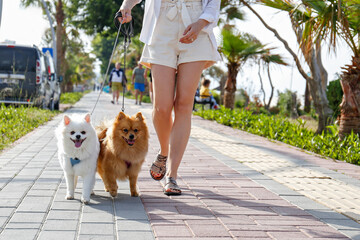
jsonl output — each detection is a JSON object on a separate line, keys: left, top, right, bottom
{"left": 0, "top": 105, "right": 58, "bottom": 151}
{"left": 1, "top": 90, "right": 89, "bottom": 152}
{"left": 60, "top": 91, "right": 90, "bottom": 104}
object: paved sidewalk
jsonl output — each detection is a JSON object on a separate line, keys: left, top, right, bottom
{"left": 0, "top": 91, "right": 360, "bottom": 239}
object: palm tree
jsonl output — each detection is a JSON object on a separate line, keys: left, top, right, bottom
{"left": 282, "top": 0, "right": 360, "bottom": 137}
{"left": 239, "top": 0, "right": 333, "bottom": 133}
{"left": 258, "top": 50, "right": 288, "bottom": 110}
{"left": 220, "top": 28, "right": 267, "bottom": 109}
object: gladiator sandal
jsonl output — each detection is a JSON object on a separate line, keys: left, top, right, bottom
{"left": 163, "top": 177, "right": 182, "bottom": 196}
{"left": 150, "top": 153, "right": 167, "bottom": 181}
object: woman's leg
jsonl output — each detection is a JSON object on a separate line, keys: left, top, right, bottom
{"left": 151, "top": 64, "right": 176, "bottom": 157}
{"left": 167, "top": 61, "right": 207, "bottom": 179}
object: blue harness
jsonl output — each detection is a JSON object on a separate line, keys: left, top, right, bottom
{"left": 70, "top": 157, "right": 81, "bottom": 167}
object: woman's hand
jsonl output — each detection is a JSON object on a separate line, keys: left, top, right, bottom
{"left": 118, "top": 8, "right": 132, "bottom": 23}
{"left": 179, "top": 19, "right": 209, "bottom": 44}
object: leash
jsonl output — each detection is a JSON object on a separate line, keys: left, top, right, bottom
{"left": 90, "top": 12, "right": 133, "bottom": 115}
{"left": 116, "top": 12, "right": 134, "bottom": 112}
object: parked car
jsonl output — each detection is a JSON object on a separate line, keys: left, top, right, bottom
{"left": 0, "top": 44, "right": 62, "bottom": 110}
{"left": 43, "top": 50, "right": 61, "bottom": 110}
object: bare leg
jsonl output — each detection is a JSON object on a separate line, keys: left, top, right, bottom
{"left": 139, "top": 91, "right": 143, "bottom": 105}
{"left": 134, "top": 89, "right": 138, "bottom": 104}
{"left": 151, "top": 64, "right": 176, "bottom": 157}
{"left": 115, "top": 90, "right": 120, "bottom": 103}
{"left": 167, "top": 61, "right": 207, "bottom": 179}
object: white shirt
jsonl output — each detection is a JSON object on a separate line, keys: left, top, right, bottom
{"left": 138, "top": 0, "right": 220, "bottom": 54}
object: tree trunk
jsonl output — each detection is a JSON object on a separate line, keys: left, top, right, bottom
{"left": 339, "top": 56, "right": 360, "bottom": 138}
{"left": 224, "top": 62, "right": 239, "bottom": 109}
{"left": 258, "top": 62, "right": 266, "bottom": 108}
{"left": 266, "top": 65, "right": 274, "bottom": 110}
{"left": 56, "top": 0, "right": 66, "bottom": 88}
{"left": 304, "top": 82, "right": 311, "bottom": 113}
{"left": 304, "top": 39, "right": 333, "bottom": 133}
{"left": 220, "top": 75, "right": 226, "bottom": 105}
{"left": 290, "top": 17, "right": 332, "bottom": 132}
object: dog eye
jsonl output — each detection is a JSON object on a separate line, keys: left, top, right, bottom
{"left": 134, "top": 129, "right": 138, "bottom": 133}
{"left": 123, "top": 129, "right": 128, "bottom": 133}
{"left": 81, "top": 131, "right": 86, "bottom": 134}
{"left": 70, "top": 131, "right": 75, "bottom": 135}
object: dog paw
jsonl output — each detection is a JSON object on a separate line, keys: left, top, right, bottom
{"left": 131, "top": 191, "right": 139, "bottom": 197}
{"left": 65, "top": 195, "right": 74, "bottom": 200}
{"left": 109, "top": 190, "right": 117, "bottom": 197}
{"left": 81, "top": 197, "right": 90, "bottom": 205}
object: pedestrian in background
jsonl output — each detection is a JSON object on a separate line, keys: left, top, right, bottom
{"left": 118, "top": 0, "right": 221, "bottom": 195}
{"left": 109, "top": 62, "right": 127, "bottom": 104}
{"left": 132, "top": 62, "right": 146, "bottom": 105}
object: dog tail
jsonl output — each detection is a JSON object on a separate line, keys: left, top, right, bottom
{"left": 96, "top": 121, "right": 108, "bottom": 142}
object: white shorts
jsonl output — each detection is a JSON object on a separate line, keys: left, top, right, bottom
{"left": 140, "top": 0, "right": 220, "bottom": 69}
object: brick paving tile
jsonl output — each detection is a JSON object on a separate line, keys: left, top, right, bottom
{"left": 230, "top": 230, "right": 270, "bottom": 238}
{"left": 153, "top": 225, "right": 193, "bottom": 237}
{"left": 188, "top": 224, "right": 231, "bottom": 237}
{"left": 157, "top": 238, "right": 234, "bottom": 240}
{"left": 268, "top": 231, "right": 310, "bottom": 239}
{"left": 300, "top": 226, "right": 352, "bottom": 238}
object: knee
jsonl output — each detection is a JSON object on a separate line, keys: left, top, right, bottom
{"left": 153, "top": 103, "right": 172, "bottom": 118}
{"left": 174, "top": 98, "right": 192, "bottom": 114}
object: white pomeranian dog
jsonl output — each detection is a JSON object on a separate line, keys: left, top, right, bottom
{"left": 55, "top": 113, "right": 100, "bottom": 204}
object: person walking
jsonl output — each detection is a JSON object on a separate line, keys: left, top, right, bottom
{"left": 118, "top": 0, "right": 221, "bottom": 195}
{"left": 109, "top": 62, "right": 127, "bottom": 104}
{"left": 132, "top": 62, "right": 146, "bottom": 105}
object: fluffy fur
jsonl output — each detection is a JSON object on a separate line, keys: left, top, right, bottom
{"left": 96, "top": 111, "right": 149, "bottom": 197}
{"left": 56, "top": 113, "right": 100, "bottom": 204}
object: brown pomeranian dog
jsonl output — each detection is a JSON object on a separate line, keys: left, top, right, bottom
{"left": 96, "top": 111, "right": 149, "bottom": 197}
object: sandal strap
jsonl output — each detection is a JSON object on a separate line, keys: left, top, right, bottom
{"left": 165, "top": 177, "right": 181, "bottom": 191}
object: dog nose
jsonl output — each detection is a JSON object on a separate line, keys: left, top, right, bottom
{"left": 76, "top": 135, "right": 81, "bottom": 139}
{"left": 129, "top": 134, "right": 134, "bottom": 139}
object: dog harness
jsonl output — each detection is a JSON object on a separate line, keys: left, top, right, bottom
{"left": 70, "top": 157, "right": 81, "bottom": 166}
{"left": 124, "top": 160, "right": 132, "bottom": 169}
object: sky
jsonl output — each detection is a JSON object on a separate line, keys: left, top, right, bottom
{"left": 0, "top": 0, "right": 353, "bottom": 105}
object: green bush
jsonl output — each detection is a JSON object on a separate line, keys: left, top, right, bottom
{"left": 276, "top": 89, "right": 300, "bottom": 117}
{"left": 194, "top": 107, "right": 360, "bottom": 165}
{"left": 60, "top": 92, "right": 86, "bottom": 104}
{"left": 0, "top": 105, "right": 58, "bottom": 151}
{"left": 326, "top": 79, "right": 343, "bottom": 119}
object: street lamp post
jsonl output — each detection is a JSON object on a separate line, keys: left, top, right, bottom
{"left": 40, "top": 0, "right": 57, "bottom": 68}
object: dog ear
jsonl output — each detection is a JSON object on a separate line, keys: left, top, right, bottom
{"left": 136, "top": 112, "right": 144, "bottom": 121}
{"left": 84, "top": 113, "right": 91, "bottom": 123}
{"left": 64, "top": 115, "right": 71, "bottom": 126}
{"left": 116, "top": 111, "right": 126, "bottom": 121}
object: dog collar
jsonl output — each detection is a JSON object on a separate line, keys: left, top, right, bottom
{"left": 70, "top": 157, "right": 81, "bottom": 166}
{"left": 124, "top": 160, "right": 131, "bottom": 169}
